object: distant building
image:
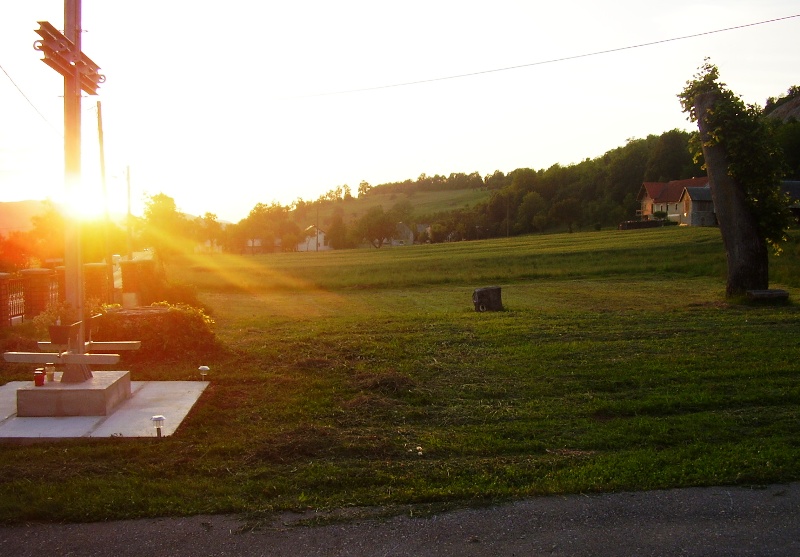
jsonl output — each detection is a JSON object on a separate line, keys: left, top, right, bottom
{"left": 246, "top": 238, "right": 263, "bottom": 254}
{"left": 297, "top": 225, "right": 331, "bottom": 252}
{"left": 390, "top": 223, "right": 415, "bottom": 246}
{"left": 637, "top": 178, "right": 800, "bottom": 227}
{"left": 784, "top": 181, "right": 800, "bottom": 222}
{"left": 637, "top": 177, "right": 709, "bottom": 224}
{"left": 678, "top": 185, "right": 716, "bottom": 226}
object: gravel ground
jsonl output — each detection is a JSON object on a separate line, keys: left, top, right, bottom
{"left": 0, "top": 482, "right": 798, "bottom": 557}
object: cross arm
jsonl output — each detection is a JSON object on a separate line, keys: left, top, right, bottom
{"left": 36, "top": 341, "right": 142, "bottom": 352}
{"left": 3, "top": 352, "right": 120, "bottom": 365}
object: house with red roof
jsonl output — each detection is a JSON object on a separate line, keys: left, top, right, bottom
{"left": 636, "top": 178, "right": 800, "bottom": 228}
{"left": 637, "top": 177, "right": 712, "bottom": 226}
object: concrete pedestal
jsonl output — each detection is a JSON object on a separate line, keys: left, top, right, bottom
{"left": 16, "top": 371, "right": 132, "bottom": 417}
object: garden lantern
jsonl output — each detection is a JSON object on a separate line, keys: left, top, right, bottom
{"left": 151, "top": 415, "right": 165, "bottom": 438}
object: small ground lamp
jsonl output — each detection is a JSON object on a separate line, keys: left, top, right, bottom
{"left": 198, "top": 365, "right": 209, "bottom": 381}
{"left": 151, "top": 415, "right": 166, "bottom": 438}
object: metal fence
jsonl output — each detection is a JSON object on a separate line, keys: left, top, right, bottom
{"left": 1, "top": 264, "right": 117, "bottom": 327}
{"left": 7, "top": 277, "right": 25, "bottom": 323}
{"left": 0, "top": 272, "right": 61, "bottom": 327}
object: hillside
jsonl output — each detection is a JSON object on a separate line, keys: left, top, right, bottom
{"left": 765, "top": 92, "right": 800, "bottom": 122}
{"left": 0, "top": 200, "right": 48, "bottom": 235}
{"left": 307, "top": 187, "right": 492, "bottom": 229}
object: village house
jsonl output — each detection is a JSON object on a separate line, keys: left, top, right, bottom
{"left": 637, "top": 177, "right": 710, "bottom": 225}
{"left": 678, "top": 185, "right": 716, "bottom": 226}
{"left": 297, "top": 225, "right": 331, "bottom": 252}
{"left": 390, "top": 223, "right": 416, "bottom": 246}
{"left": 245, "top": 238, "right": 263, "bottom": 254}
{"left": 637, "top": 178, "right": 800, "bottom": 227}
{"left": 245, "top": 238, "right": 283, "bottom": 254}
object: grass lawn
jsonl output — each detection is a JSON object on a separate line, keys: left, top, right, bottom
{"left": 0, "top": 227, "right": 798, "bottom": 523}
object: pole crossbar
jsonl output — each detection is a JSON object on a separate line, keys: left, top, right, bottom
{"left": 34, "top": 20, "right": 104, "bottom": 95}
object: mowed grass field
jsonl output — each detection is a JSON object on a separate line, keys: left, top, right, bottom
{"left": 1, "top": 227, "right": 799, "bottom": 523}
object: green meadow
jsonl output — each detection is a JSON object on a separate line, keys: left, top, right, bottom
{"left": 311, "top": 187, "right": 492, "bottom": 225}
{"left": 1, "top": 226, "right": 799, "bottom": 523}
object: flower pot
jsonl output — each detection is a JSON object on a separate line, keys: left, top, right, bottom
{"left": 48, "top": 322, "right": 81, "bottom": 347}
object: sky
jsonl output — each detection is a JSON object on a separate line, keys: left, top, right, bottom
{"left": 1, "top": 1, "right": 798, "bottom": 223}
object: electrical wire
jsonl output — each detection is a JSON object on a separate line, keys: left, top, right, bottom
{"left": 0, "top": 62, "right": 61, "bottom": 135}
{"left": 301, "top": 14, "right": 800, "bottom": 98}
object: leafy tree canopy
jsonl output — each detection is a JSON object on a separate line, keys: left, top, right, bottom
{"left": 678, "top": 60, "right": 793, "bottom": 253}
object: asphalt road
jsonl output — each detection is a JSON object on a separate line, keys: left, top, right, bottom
{"left": 0, "top": 483, "right": 797, "bottom": 556}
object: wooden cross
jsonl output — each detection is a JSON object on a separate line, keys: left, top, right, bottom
{"left": 4, "top": 314, "right": 141, "bottom": 382}
{"left": 3, "top": 1, "right": 139, "bottom": 383}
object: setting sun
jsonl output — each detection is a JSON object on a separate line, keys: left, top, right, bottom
{"left": 55, "top": 183, "right": 115, "bottom": 223}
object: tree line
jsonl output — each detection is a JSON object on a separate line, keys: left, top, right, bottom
{"left": 2, "top": 85, "right": 798, "bottom": 268}
{"left": 0, "top": 195, "right": 224, "bottom": 272}
{"left": 323, "top": 84, "right": 799, "bottom": 245}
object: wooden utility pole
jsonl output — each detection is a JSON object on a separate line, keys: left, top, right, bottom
{"left": 127, "top": 165, "right": 133, "bottom": 261}
{"left": 97, "top": 100, "right": 115, "bottom": 301}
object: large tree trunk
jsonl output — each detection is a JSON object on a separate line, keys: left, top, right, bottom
{"left": 694, "top": 92, "right": 769, "bottom": 297}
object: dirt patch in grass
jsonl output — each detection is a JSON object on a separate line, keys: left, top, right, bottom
{"left": 353, "top": 370, "right": 415, "bottom": 394}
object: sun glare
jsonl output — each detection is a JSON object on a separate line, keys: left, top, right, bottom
{"left": 56, "top": 185, "right": 114, "bottom": 222}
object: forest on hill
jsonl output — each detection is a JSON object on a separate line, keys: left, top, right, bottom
{"left": 2, "top": 88, "right": 798, "bottom": 267}
{"left": 282, "top": 86, "right": 798, "bottom": 246}
{"left": 367, "top": 128, "right": 703, "bottom": 239}
{"left": 223, "top": 127, "right": 707, "bottom": 251}
{"left": 331, "top": 85, "right": 800, "bottom": 242}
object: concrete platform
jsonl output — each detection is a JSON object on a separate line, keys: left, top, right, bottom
{"left": 17, "top": 371, "right": 131, "bottom": 417}
{"left": 0, "top": 380, "right": 208, "bottom": 440}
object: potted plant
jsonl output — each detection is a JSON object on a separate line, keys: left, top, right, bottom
{"left": 48, "top": 321, "right": 81, "bottom": 347}
{"left": 31, "top": 300, "right": 105, "bottom": 348}
{"left": 43, "top": 302, "right": 82, "bottom": 348}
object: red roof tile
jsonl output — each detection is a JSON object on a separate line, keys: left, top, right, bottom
{"left": 638, "top": 182, "right": 666, "bottom": 201}
{"left": 638, "top": 177, "right": 709, "bottom": 203}
{"left": 667, "top": 177, "right": 709, "bottom": 189}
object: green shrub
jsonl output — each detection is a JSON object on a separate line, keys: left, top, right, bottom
{"left": 0, "top": 331, "right": 38, "bottom": 354}
{"left": 95, "top": 302, "right": 217, "bottom": 363}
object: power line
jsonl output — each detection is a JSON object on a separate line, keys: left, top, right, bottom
{"left": 0, "top": 61, "right": 61, "bottom": 135}
{"left": 302, "top": 14, "right": 800, "bottom": 98}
